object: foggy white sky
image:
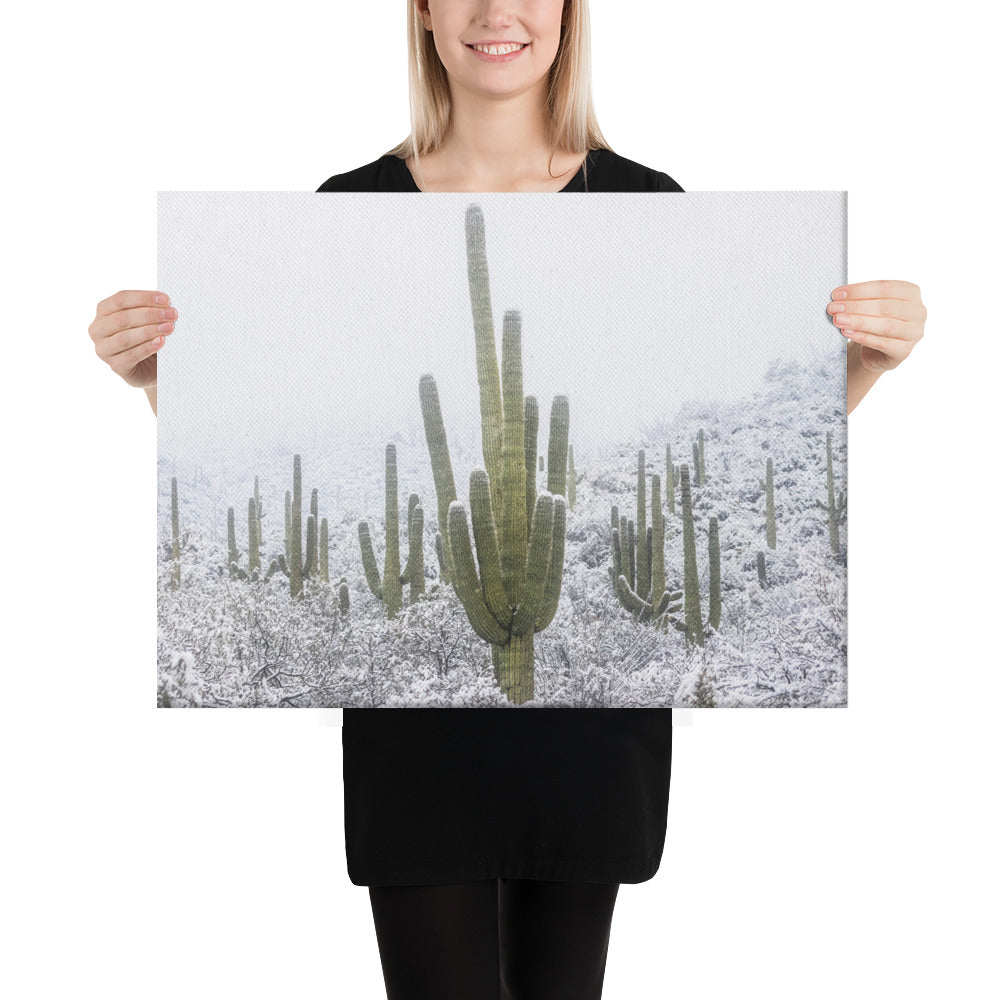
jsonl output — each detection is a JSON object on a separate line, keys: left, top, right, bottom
{"left": 158, "top": 191, "right": 845, "bottom": 464}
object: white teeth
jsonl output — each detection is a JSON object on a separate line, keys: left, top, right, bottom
{"left": 471, "top": 43, "right": 526, "bottom": 55}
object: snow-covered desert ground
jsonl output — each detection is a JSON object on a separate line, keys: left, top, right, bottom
{"left": 157, "top": 352, "right": 846, "bottom": 709}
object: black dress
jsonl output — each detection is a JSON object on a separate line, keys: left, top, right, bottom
{"left": 317, "top": 148, "right": 684, "bottom": 886}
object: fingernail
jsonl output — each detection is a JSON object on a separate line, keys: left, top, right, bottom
{"left": 832, "top": 289, "right": 847, "bottom": 300}
{"left": 829, "top": 302, "right": 845, "bottom": 313}
{"left": 154, "top": 293, "right": 168, "bottom": 305}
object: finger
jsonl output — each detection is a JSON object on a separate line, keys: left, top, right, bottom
{"left": 832, "top": 312, "right": 909, "bottom": 339}
{"left": 90, "top": 304, "right": 178, "bottom": 345}
{"left": 837, "top": 324, "right": 904, "bottom": 355}
{"left": 106, "top": 331, "right": 166, "bottom": 378}
{"left": 94, "top": 289, "right": 170, "bottom": 320}
{"left": 831, "top": 279, "right": 919, "bottom": 302}
{"left": 828, "top": 297, "right": 926, "bottom": 322}
{"left": 94, "top": 318, "right": 174, "bottom": 363}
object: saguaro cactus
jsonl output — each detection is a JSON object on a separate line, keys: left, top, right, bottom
{"left": 635, "top": 449, "right": 649, "bottom": 601}
{"left": 224, "top": 476, "right": 287, "bottom": 583}
{"left": 226, "top": 507, "right": 240, "bottom": 579}
{"left": 759, "top": 456, "right": 776, "bottom": 550}
{"left": 665, "top": 445, "right": 675, "bottom": 515}
{"left": 756, "top": 550, "right": 768, "bottom": 589}
{"left": 610, "top": 454, "right": 684, "bottom": 631}
{"left": 400, "top": 492, "right": 426, "bottom": 603}
{"left": 680, "top": 464, "right": 705, "bottom": 647}
{"left": 817, "top": 430, "right": 846, "bottom": 554}
{"left": 280, "top": 454, "right": 317, "bottom": 598}
{"left": 248, "top": 496, "right": 261, "bottom": 578}
{"left": 319, "top": 517, "right": 329, "bottom": 583}
{"left": 707, "top": 515, "right": 721, "bottom": 632}
{"left": 419, "top": 203, "right": 569, "bottom": 704}
{"left": 252, "top": 475, "right": 263, "bottom": 550}
{"left": 610, "top": 483, "right": 684, "bottom": 631}
{"left": 358, "top": 443, "right": 405, "bottom": 618}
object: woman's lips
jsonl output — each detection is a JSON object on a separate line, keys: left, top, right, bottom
{"left": 466, "top": 42, "right": 529, "bottom": 62}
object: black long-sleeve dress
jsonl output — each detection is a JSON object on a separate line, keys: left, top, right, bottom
{"left": 317, "top": 148, "right": 684, "bottom": 886}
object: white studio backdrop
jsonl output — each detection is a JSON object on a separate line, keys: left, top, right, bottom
{"left": 2, "top": 2, "right": 997, "bottom": 999}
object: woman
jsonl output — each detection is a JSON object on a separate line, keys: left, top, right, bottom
{"left": 89, "top": 2, "right": 925, "bottom": 997}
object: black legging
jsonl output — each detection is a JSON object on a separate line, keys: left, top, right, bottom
{"left": 368, "top": 878, "right": 621, "bottom": 1000}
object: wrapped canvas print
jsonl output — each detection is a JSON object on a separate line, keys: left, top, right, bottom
{"left": 157, "top": 191, "right": 847, "bottom": 709}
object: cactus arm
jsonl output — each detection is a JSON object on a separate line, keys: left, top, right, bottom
{"left": 357, "top": 521, "right": 383, "bottom": 600}
{"left": 545, "top": 395, "right": 570, "bottom": 498}
{"left": 533, "top": 494, "right": 566, "bottom": 631}
{"left": 401, "top": 493, "right": 418, "bottom": 582}
{"left": 509, "top": 492, "right": 554, "bottom": 636}
{"left": 500, "top": 310, "right": 528, "bottom": 606}
{"left": 465, "top": 204, "right": 505, "bottom": 519}
{"left": 626, "top": 519, "right": 636, "bottom": 589}
{"left": 303, "top": 513, "right": 317, "bottom": 580}
{"left": 524, "top": 395, "right": 538, "bottom": 535}
{"left": 468, "top": 470, "right": 511, "bottom": 628}
{"left": 611, "top": 524, "right": 623, "bottom": 584}
{"left": 616, "top": 574, "right": 651, "bottom": 617}
{"left": 447, "top": 501, "right": 508, "bottom": 644}
{"left": 418, "top": 373, "right": 458, "bottom": 584}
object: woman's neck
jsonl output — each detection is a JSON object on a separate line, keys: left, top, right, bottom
{"left": 407, "top": 91, "right": 585, "bottom": 192}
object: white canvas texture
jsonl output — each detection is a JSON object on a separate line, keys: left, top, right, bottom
{"left": 157, "top": 192, "right": 847, "bottom": 709}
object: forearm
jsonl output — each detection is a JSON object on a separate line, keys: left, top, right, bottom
{"left": 145, "top": 384, "right": 157, "bottom": 417}
{"left": 846, "top": 340, "right": 881, "bottom": 416}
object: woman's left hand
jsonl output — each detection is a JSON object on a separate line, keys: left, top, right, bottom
{"left": 827, "top": 279, "right": 926, "bottom": 373}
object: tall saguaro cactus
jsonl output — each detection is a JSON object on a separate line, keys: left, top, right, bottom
{"left": 358, "top": 443, "right": 405, "bottom": 618}
{"left": 635, "top": 449, "right": 649, "bottom": 603}
{"left": 665, "top": 445, "right": 675, "bottom": 515}
{"left": 760, "top": 456, "right": 776, "bottom": 550}
{"left": 400, "top": 493, "right": 426, "bottom": 603}
{"left": 680, "top": 464, "right": 705, "bottom": 647}
{"left": 282, "top": 454, "right": 317, "bottom": 599}
{"left": 419, "top": 203, "right": 569, "bottom": 704}
{"left": 707, "top": 515, "right": 721, "bottom": 632}
{"left": 817, "top": 430, "right": 846, "bottom": 554}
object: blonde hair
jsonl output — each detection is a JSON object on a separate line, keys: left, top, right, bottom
{"left": 384, "top": 0, "right": 613, "bottom": 186}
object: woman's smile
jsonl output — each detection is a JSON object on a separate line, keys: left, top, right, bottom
{"left": 466, "top": 41, "right": 530, "bottom": 61}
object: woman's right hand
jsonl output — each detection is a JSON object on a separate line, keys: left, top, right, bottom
{"left": 89, "top": 289, "right": 177, "bottom": 390}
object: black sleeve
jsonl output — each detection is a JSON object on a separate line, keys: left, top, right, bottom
{"left": 657, "top": 171, "right": 684, "bottom": 193}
